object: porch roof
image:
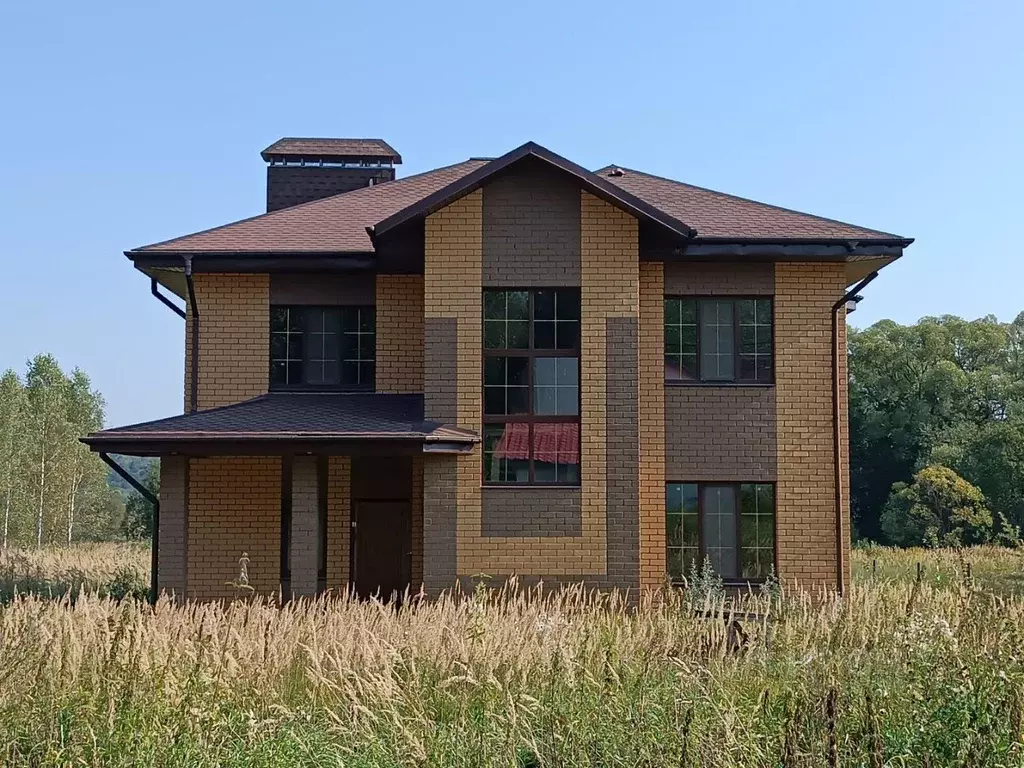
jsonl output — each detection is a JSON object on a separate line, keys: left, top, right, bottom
{"left": 81, "top": 393, "right": 478, "bottom": 457}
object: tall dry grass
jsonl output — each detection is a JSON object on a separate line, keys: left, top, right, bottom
{"left": 0, "top": 574, "right": 1022, "bottom": 766}
{"left": 0, "top": 542, "right": 149, "bottom": 601}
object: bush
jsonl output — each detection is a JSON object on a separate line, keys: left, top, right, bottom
{"left": 881, "top": 464, "right": 993, "bottom": 547}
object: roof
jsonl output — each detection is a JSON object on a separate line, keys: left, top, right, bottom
{"left": 373, "top": 142, "right": 697, "bottom": 240}
{"left": 128, "top": 141, "right": 910, "bottom": 258}
{"left": 261, "top": 138, "right": 402, "bottom": 163}
{"left": 131, "top": 159, "right": 487, "bottom": 254}
{"left": 82, "top": 393, "right": 478, "bottom": 454}
{"left": 597, "top": 165, "right": 905, "bottom": 242}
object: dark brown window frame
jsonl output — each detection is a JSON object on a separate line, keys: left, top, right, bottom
{"left": 482, "top": 288, "right": 581, "bottom": 487}
{"left": 269, "top": 305, "right": 376, "bottom": 392}
{"left": 664, "top": 295, "right": 775, "bottom": 386}
{"left": 666, "top": 481, "right": 778, "bottom": 585}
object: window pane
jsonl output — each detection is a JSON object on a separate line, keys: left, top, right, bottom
{"left": 534, "top": 290, "right": 555, "bottom": 321}
{"left": 532, "top": 423, "right": 579, "bottom": 483}
{"left": 484, "top": 291, "right": 505, "bottom": 321}
{"left": 738, "top": 299, "right": 772, "bottom": 383}
{"left": 556, "top": 292, "right": 580, "bottom": 321}
{"left": 270, "top": 307, "right": 289, "bottom": 332}
{"left": 507, "top": 291, "right": 530, "bottom": 321}
{"left": 534, "top": 321, "right": 555, "bottom": 349}
{"left": 739, "top": 483, "right": 775, "bottom": 579}
{"left": 270, "top": 361, "right": 288, "bottom": 387}
{"left": 484, "top": 320, "right": 506, "bottom": 349}
{"left": 665, "top": 299, "right": 698, "bottom": 382}
{"left": 483, "top": 424, "right": 531, "bottom": 483}
{"left": 534, "top": 357, "right": 578, "bottom": 416}
{"left": 556, "top": 321, "right": 579, "bottom": 350}
{"left": 700, "top": 301, "right": 734, "bottom": 381}
{"left": 702, "top": 486, "right": 737, "bottom": 579}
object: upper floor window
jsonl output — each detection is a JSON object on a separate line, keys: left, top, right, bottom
{"left": 482, "top": 289, "right": 581, "bottom": 485}
{"left": 270, "top": 306, "right": 375, "bottom": 390}
{"left": 666, "top": 482, "right": 776, "bottom": 582}
{"left": 664, "top": 298, "right": 773, "bottom": 383}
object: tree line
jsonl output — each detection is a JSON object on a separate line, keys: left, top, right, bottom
{"left": 0, "top": 355, "right": 125, "bottom": 548}
{"left": 850, "top": 312, "right": 1024, "bottom": 547}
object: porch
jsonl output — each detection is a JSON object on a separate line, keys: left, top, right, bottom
{"left": 81, "top": 393, "right": 477, "bottom": 601}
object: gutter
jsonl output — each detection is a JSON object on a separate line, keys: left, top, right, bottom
{"left": 183, "top": 257, "right": 200, "bottom": 413}
{"left": 99, "top": 452, "right": 159, "bottom": 605}
{"left": 831, "top": 271, "right": 879, "bottom": 596}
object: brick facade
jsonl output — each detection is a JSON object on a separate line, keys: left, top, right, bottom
{"left": 775, "top": 262, "right": 848, "bottom": 590}
{"left": 289, "top": 456, "right": 319, "bottom": 597}
{"left": 186, "top": 457, "right": 281, "bottom": 600}
{"left": 376, "top": 275, "right": 424, "bottom": 393}
{"left": 185, "top": 273, "right": 269, "bottom": 411}
{"left": 637, "top": 262, "right": 666, "bottom": 589}
{"left": 326, "top": 456, "right": 351, "bottom": 593}
{"left": 157, "top": 456, "right": 188, "bottom": 597}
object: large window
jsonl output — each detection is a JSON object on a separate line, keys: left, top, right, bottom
{"left": 664, "top": 298, "right": 773, "bottom": 383}
{"left": 270, "top": 306, "right": 375, "bottom": 390}
{"left": 666, "top": 482, "right": 775, "bottom": 582}
{"left": 482, "top": 289, "right": 580, "bottom": 485}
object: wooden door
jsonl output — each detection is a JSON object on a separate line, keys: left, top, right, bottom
{"left": 353, "top": 500, "right": 411, "bottom": 600}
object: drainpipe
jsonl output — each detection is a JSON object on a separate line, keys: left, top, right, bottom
{"left": 831, "top": 271, "right": 878, "bottom": 596}
{"left": 150, "top": 277, "right": 186, "bottom": 319}
{"left": 183, "top": 257, "right": 200, "bottom": 413}
{"left": 99, "top": 452, "right": 160, "bottom": 605}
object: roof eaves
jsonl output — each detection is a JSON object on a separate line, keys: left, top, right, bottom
{"left": 372, "top": 142, "right": 698, "bottom": 240}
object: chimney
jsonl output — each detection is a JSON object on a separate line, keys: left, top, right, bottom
{"left": 261, "top": 138, "right": 402, "bottom": 212}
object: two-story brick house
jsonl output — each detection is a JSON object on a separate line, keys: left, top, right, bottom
{"left": 84, "top": 138, "right": 912, "bottom": 601}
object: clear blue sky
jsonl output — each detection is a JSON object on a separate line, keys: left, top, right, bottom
{"left": 1, "top": 1, "right": 1020, "bottom": 427}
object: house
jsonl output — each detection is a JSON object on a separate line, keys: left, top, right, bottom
{"left": 83, "top": 138, "right": 912, "bottom": 601}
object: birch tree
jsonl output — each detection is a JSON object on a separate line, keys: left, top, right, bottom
{"left": 0, "top": 370, "right": 25, "bottom": 550}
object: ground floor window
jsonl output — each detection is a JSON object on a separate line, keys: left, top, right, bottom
{"left": 666, "top": 482, "right": 775, "bottom": 581}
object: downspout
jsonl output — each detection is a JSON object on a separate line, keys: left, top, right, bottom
{"left": 183, "top": 257, "right": 200, "bottom": 413}
{"left": 100, "top": 452, "right": 160, "bottom": 605}
{"left": 831, "top": 271, "right": 879, "bottom": 596}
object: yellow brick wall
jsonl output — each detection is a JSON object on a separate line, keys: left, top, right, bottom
{"left": 186, "top": 456, "right": 281, "bottom": 600}
{"left": 326, "top": 456, "right": 351, "bottom": 593}
{"left": 184, "top": 273, "right": 269, "bottom": 411}
{"left": 775, "top": 262, "right": 848, "bottom": 591}
{"left": 638, "top": 261, "right": 666, "bottom": 589}
{"left": 376, "top": 275, "right": 425, "bottom": 393}
{"left": 423, "top": 189, "right": 641, "bottom": 577}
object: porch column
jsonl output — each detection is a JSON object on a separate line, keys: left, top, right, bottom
{"left": 289, "top": 456, "right": 320, "bottom": 597}
{"left": 157, "top": 456, "right": 188, "bottom": 599}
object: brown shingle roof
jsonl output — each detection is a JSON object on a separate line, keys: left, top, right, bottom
{"left": 597, "top": 165, "right": 904, "bottom": 241}
{"left": 132, "top": 159, "right": 487, "bottom": 254}
{"left": 261, "top": 137, "right": 402, "bottom": 162}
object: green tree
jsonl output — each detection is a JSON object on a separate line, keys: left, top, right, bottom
{"left": 881, "top": 465, "right": 993, "bottom": 547}
{"left": 0, "top": 370, "right": 26, "bottom": 550}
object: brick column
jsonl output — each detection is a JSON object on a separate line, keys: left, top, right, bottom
{"left": 157, "top": 456, "right": 188, "bottom": 599}
{"left": 289, "top": 456, "right": 320, "bottom": 597}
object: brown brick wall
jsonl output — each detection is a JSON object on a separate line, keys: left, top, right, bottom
{"left": 185, "top": 274, "right": 269, "bottom": 411}
{"left": 482, "top": 158, "right": 581, "bottom": 286}
{"left": 480, "top": 488, "right": 582, "bottom": 537}
{"left": 186, "top": 457, "right": 281, "bottom": 600}
{"left": 411, "top": 456, "right": 424, "bottom": 590}
{"left": 376, "top": 275, "right": 424, "bottom": 393}
{"left": 664, "top": 262, "right": 774, "bottom": 295}
{"left": 775, "top": 262, "right": 847, "bottom": 591}
{"left": 665, "top": 387, "right": 777, "bottom": 481}
{"left": 326, "top": 456, "right": 351, "bottom": 593}
{"left": 638, "top": 261, "right": 666, "bottom": 589}
{"left": 289, "top": 456, "right": 319, "bottom": 597}
{"left": 157, "top": 456, "right": 188, "bottom": 598}
{"left": 269, "top": 273, "right": 375, "bottom": 305}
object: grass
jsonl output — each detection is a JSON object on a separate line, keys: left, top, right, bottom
{"left": 0, "top": 542, "right": 149, "bottom": 602}
{"left": 0, "top": 544, "right": 1022, "bottom": 766}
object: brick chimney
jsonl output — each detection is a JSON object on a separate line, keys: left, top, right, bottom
{"left": 261, "top": 138, "right": 402, "bottom": 212}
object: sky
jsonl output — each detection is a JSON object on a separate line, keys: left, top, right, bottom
{"left": 0, "top": 1, "right": 1021, "bottom": 427}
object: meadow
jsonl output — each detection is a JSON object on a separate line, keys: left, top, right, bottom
{"left": 0, "top": 543, "right": 1022, "bottom": 766}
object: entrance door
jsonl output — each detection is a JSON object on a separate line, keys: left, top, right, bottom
{"left": 353, "top": 500, "right": 411, "bottom": 600}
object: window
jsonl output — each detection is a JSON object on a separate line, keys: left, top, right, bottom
{"left": 664, "top": 298, "right": 773, "bottom": 383}
{"left": 666, "top": 482, "right": 775, "bottom": 581}
{"left": 482, "top": 289, "right": 581, "bottom": 485}
{"left": 270, "top": 306, "right": 375, "bottom": 390}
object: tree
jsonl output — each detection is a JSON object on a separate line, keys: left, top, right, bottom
{"left": 0, "top": 370, "right": 26, "bottom": 550}
{"left": 881, "top": 465, "right": 993, "bottom": 548}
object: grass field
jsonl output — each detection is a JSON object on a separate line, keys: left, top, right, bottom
{"left": 0, "top": 543, "right": 1022, "bottom": 766}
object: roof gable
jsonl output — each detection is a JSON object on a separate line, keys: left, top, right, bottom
{"left": 372, "top": 142, "right": 697, "bottom": 240}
